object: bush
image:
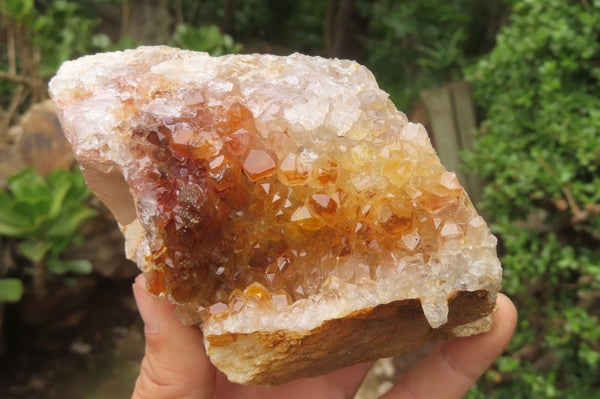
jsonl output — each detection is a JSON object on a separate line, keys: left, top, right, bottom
{"left": 465, "top": 0, "right": 600, "bottom": 397}
{"left": 359, "top": 0, "right": 507, "bottom": 110}
{"left": 359, "top": 0, "right": 469, "bottom": 109}
{"left": 169, "top": 24, "right": 242, "bottom": 55}
{"left": 0, "top": 0, "right": 127, "bottom": 117}
{"left": 0, "top": 168, "right": 96, "bottom": 301}
{"left": 30, "top": 0, "right": 103, "bottom": 77}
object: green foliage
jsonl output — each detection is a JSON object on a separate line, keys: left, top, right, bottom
{"left": 231, "top": 0, "right": 324, "bottom": 51}
{"left": 276, "top": 0, "right": 325, "bottom": 53}
{"left": 0, "top": 278, "right": 24, "bottom": 302}
{"left": 175, "top": 0, "right": 323, "bottom": 52}
{"left": 27, "top": 1, "right": 111, "bottom": 77}
{"left": 0, "top": 168, "right": 96, "bottom": 292}
{"left": 1, "top": 0, "right": 34, "bottom": 21}
{"left": 169, "top": 24, "right": 242, "bottom": 55}
{"left": 0, "top": 0, "right": 128, "bottom": 83}
{"left": 1, "top": 0, "right": 242, "bottom": 82}
{"left": 359, "top": 0, "right": 507, "bottom": 110}
{"left": 104, "top": 35, "right": 139, "bottom": 52}
{"left": 359, "top": 0, "right": 470, "bottom": 109}
{"left": 465, "top": 0, "right": 600, "bottom": 396}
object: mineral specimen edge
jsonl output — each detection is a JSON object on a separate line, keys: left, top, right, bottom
{"left": 49, "top": 46, "right": 502, "bottom": 385}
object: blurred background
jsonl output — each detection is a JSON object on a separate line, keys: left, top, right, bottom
{"left": 0, "top": 0, "right": 599, "bottom": 398}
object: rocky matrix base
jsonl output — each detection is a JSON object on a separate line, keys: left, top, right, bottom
{"left": 49, "top": 46, "right": 502, "bottom": 385}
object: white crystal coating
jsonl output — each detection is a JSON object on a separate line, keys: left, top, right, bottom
{"left": 49, "top": 46, "right": 502, "bottom": 333}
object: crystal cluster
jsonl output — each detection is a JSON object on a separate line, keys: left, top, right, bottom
{"left": 49, "top": 47, "right": 502, "bottom": 331}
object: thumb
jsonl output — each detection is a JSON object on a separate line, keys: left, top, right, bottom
{"left": 132, "top": 274, "right": 216, "bottom": 399}
{"left": 381, "top": 293, "right": 517, "bottom": 399}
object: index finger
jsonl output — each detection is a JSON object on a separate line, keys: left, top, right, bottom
{"left": 381, "top": 293, "right": 517, "bottom": 399}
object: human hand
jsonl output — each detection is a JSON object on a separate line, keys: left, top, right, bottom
{"left": 131, "top": 274, "right": 517, "bottom": 399}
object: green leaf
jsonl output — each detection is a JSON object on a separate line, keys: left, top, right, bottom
{"left": 91, "top": 33, "right": 111, "bottom": 49}
{"left": 169, "top": 24, "right": 242, "bottom": 56}
{"left": 1, "top": 0, "right": 33, "bottom": 20}
{"left": 64, "top": 168, "right": 91, "bottom": 204}
{"left": 0, "top": 278, "right": 24, "bottom": 302}
{"left": 13, "top": 198, "right": 51, "bottom": 224}
{"left": 0, "top": 197, "right": 32, "bottom": 237}
{"left": 47, "top": 258, "right": 93, "bottom": 275}
{"left": 46, "top": 171, "right": 73, "bottom": 218}
{"left": 18, "top": 240, "right": 52, "bottom": 263}
{"left": 0, "top": 191, "right": 14, "bottom": 215}
{"left": 49, "top": 181, "right": 71, "bottom": 219}
{"left": 0, "top": 192, "right": 32, "bottom": 232}
{"left": 0, "top": 221, "right": 29, "bottom": 237}
{"left": 48, "top": 234, "right": 71, "bottom": 256}
{"left": 7, "top": 168, "right": 49, "bottom": 203}
{"left": 45, "top": 205, "right": 96, "bottom": 238}
{"left": 496, "top": 355, "right": 521, "bottom": 373}
{"left": 107, "top": 35, "right": 139, "bottom": 51}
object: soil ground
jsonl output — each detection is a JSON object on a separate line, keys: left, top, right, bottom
{"left": 0, "top": 278, "right": 144, "bottom": 399}
{"left": 0, "top": 274, "right": 435, "bottom": 398}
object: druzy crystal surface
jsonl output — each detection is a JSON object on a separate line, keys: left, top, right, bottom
{"left": 49, "top": 47, "right": 501, "bottom": 330}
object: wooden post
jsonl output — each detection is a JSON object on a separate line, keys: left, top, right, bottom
{"left": 421, "top": 81, "right": 482, "bottom": 205}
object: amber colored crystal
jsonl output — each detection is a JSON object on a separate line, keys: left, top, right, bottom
{"left": 306, "top": 192, "right": 339, "bottom": 225}
{"left": 171, "top": 125, "right": 221, "bottom": 159}
{"left": 243, "top": 149, "right": 277, "bottom": 181}
{"left": 278, "top": 152, "right": 313, "bottom": 185}
{"left": 314, "top": 160, "right": 338, "bottom": 187}
{"left": 146, "top": 269, "right": 165, "bottom": 295}
{"left": 376, "top": 197, "right": 414, "bottom": 237}
{"left": 49, "top": 48, "right": 501, "bottom": 330}
{"left": 226, "top": 102, "right": 258, "bottom": 136}
{"left": 244, "top": 282, "right": 272, "bottom": 301}
{"left": 208, "top": 154, "right": 240, "bottom": 191}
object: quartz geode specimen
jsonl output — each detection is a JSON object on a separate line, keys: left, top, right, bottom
{"left": 49, "top": 46, "right": 502, "bottom": 385}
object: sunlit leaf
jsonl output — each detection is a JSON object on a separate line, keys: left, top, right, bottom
{"left": 47, "top": 258, "right": 93, "bottom": 275}
{"left": 0, "top": 278, "right": 24, "bottom": 302}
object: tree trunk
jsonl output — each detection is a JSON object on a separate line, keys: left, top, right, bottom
{"left": 324, "top": 0, "right": 336, "bottom": 56}
{"left": 325, "top": 0, "right": 363, "bottom": 60}
{"left": 221, "top": 0, "right": 237, "bottom": 34}
{"left": 331, "top": 0, "right": 351, "bottom": 58}
{"left": 121, "top": 0, "right": 131, "bottom": 38}
{"left": 129, "top": 0, "right": 172, "bottom": 44}
{"left": 174, "top": 0, "right": 184, "bottom": 25}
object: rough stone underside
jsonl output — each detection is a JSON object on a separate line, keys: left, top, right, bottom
{"left": 49, "top": 46, "right": 501, "bottom": 340}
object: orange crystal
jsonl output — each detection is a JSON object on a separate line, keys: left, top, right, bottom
{"left": 49, "top": 48, "right": 501, "bottom": 330}
{"left": 242, "top": 149, "right": 277, "bottom": 181}
{"left": 120, "top": 99, "right": 480, "bottom": 313}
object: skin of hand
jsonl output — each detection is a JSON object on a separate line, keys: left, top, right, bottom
{"left": 131, "top": 274, "right": 517, "bottom": 399}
